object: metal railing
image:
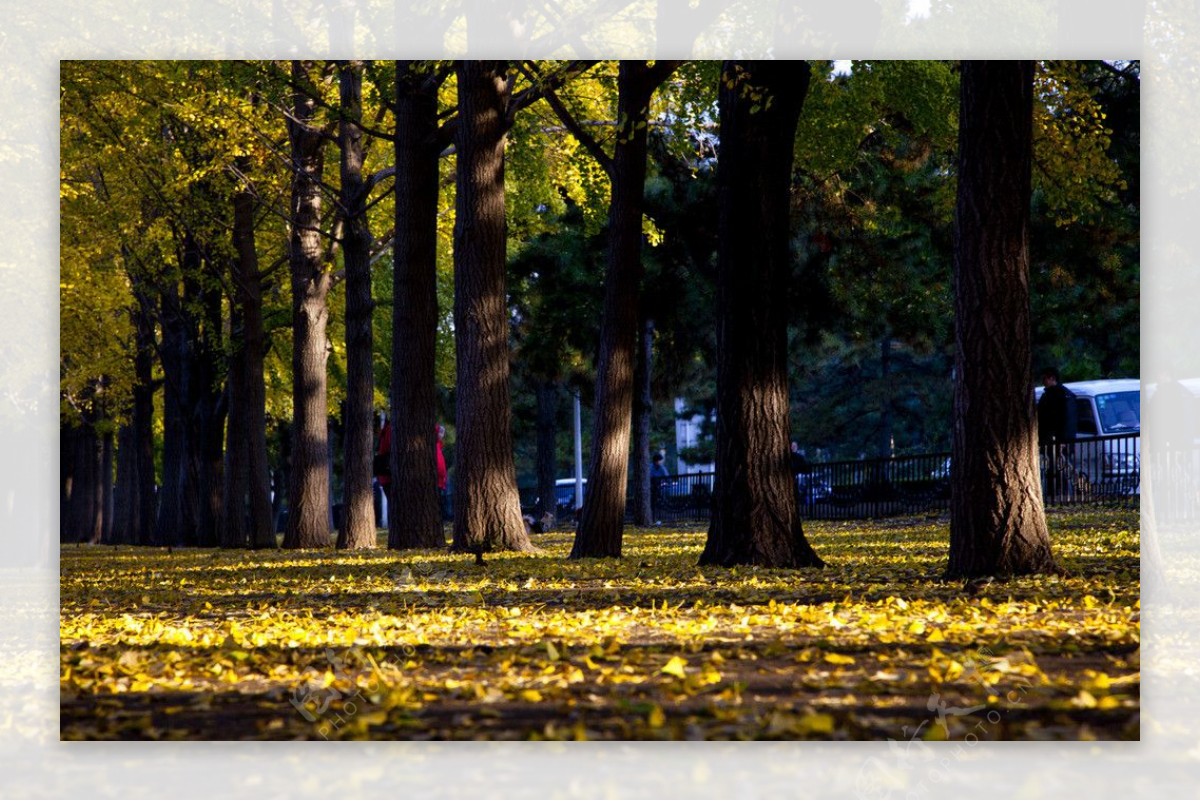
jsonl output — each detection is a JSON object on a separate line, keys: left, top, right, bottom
{"left": 638, "top": 433, "right": 1140, "bottom": 524}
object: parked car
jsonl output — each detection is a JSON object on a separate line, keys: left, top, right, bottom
{"left": 553, "top": 477, "right": 586, "bottom": 519}
{"left": 1037, "top": 378, "right": 1140, "bottom": 496}
{"left": 928, "top": 379, "right": 1140, "bottom": 497}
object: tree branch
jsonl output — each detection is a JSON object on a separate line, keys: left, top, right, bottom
{"left": 540, "top": 80, "right": 614, "bottom": 176}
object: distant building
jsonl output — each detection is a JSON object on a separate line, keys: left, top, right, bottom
{"left": 674, "top": 398, "right": 715, "bottom": 474}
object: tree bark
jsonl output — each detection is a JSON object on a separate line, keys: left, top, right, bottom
{"left": 571, "top": 60, "right": 678, "bottom": 559}
{"left": 64, "top": 420, "right": 104, "bottom": 544}
{"left": 222, "top": 338, "right": 249, "bottom": 549}
{"left": 223, "top": 159, "right": 276, "bottom": 549}
{"left": 451, "top": 60, "right": 535, "bottom": 555}
{"left": 283, "top": 61, "right": 334, "bottom": 549}
{"left": 182, "top": 239, "right": 225, "bottom": 549}
{"left": 699, "top": 60, "right": 824, "bottom": 570}
{"left": 60, "top": 422, "right": 74, "bottom": 543}
{"left": 132, "top": 290, "right": 157, "bottom": 546}
{"left": 112, "top": 299, "right": 153, "bottom": 547}
{"left": 155, "top": 281, "right": 191, "bottom": 547}
{"left": 100, "top": 428, "right": 114, "bottom": 544}
{"left": 947, "top": 60, "right": 1057, "bottom": 578}
{"left": 337, "top": 60, "right": 377, "bottom": 550}
{"left": 112, "top": 423, "right": 136, "bottom": 545}
{"left": 631, "top": 315, "right": 655, "bottom": 526}
{"left": 384, "top": 61, "right": 446, "bottom": 551}
{"left": 388, "top": 61, "right": 446, "bottom": 551}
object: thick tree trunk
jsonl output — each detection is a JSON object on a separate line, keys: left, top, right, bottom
{"left": 631, "top": 316, "right": 655, "bottom": 526}
{"left": 195, "top": 391, "right": 226, "bottom": 549}
{"left": 947, "top": 60, "right": 1057, "bottom": 579}
{"left": 571, "top": 61, "right": 675, "bottom": 559}
{"left": 223, "top": 265, "right": 250, "bottom": 549}
{"left": 182, "top": 241, "right": 225, "bottom": 549}
{"left": 65, "top": 421, "right": 104, "bottom": 544}
{"left": 534, "top": 380, "right": 559, "bottom": 525}
{"left": 227, "top": 161, "right": 276, "bottom": 549}
{"left": 388, "top": 61, "right": 446, "bottom": 551}
{"left": 699, "top": 60, "right": 824, "bottom": 570}
{"left": 112, "top": 424, "right": 136, "bottom": 545}
{"left": 284, "top": 61, "right": 334, "bottom": 549}
{"left": 156, "top": 282, "right": 191, "bottom": 547}
{"left": 337, "top": 60, "right": 377, "bottom": 550}
{"left": 451, "top": 60, "right": 534, "bottom": 555}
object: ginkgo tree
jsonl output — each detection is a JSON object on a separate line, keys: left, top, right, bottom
{"left": 58, "top": 59, "right": 1136, "bottom": 570}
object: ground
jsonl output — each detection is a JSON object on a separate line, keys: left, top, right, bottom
{"left": 59, "top": 508, "right": 1140, "bottom": 740}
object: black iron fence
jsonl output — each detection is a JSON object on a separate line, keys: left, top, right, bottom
{"left": 641, "top": 433, "right": 1140, "bottom": 525}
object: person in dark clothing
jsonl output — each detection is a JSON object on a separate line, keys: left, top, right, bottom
{"left": 789, "top": 441, "right": 811, "bottom": 476}
{"left": 1037, "top": 368, "right": 1077, "bottom": 499}
{"left": 650, "top": 452, "right": 669, "bottom": 522}
{"left": 1037, "top": 368, "right": 1077, "bottom": 445}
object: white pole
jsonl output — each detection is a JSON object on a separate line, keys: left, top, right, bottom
{"left": 573, "top": 390, "right": 584, "bottom": 510}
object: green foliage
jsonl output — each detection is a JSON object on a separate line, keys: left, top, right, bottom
{"left": 61, "top": 508, "right": 1139, "bottom": 740}
{"left": 795, "top": 60, "right": 958, "bottom": 179}
{"left": 1030, "top": 62, "right": 1140, "bottom": 380}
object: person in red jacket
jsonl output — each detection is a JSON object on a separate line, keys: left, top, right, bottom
{"left": 375, "top": 418, "right": 393, "bottom": 488}
{"left": 436, "top": 424, "right": 449, "bottom": 520}
{"left": 376, "top": 419, "right": 449, "bottom": 519}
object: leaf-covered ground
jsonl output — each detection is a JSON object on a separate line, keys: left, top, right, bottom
{"left": 60, "top": 509, "right": 1139, "bottom": 740}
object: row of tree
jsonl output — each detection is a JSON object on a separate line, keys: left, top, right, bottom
{"left": 60, "top": 59, "right": 1137, "bottom": 576}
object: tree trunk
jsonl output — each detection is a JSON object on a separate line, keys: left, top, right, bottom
{"left": 571, "top": 61, "right": 674, "bottom": 559}
{"left": 222, "top": 358, "right": 249, "bottom": 549}
{"left": 284, "top": 61, "right": 334, "bottom": 549}
{"left": 132, "top": 290, "right": 158, "bottom": 546}
{"left": 631, "top": 315, "right": 655, "bottom": 526}
{"left": 100, "top": 428, "right": 114, "bottom": 544}
{"left": 227, "top": 160, "right": 277, "bottom": 549}
{"left": 451, "top": 60, "right": 534, "bottom": 555}
{"left": 60, "top": 422, "right": 74, "bottom": 543}
{"left": 156, "top": 281, "right": 191, "bottom": 547}
{"left": 388, "top": 61, "right": 446, "bottom": 551}
{"left": 65, "top": 421, "right": 104, "bottom": 544}
{"left": 182, "top": 239, "right": 225, "bottom": 549}
{"left": 879, "top": 333, "right": 893, "bottom": 458}
{"left": 112, "top": 424, "right": 136, "bottom": 545}
{"left": 699, "top": 60, "right": 824, "bottom": 570}
{"left": 222, "top": 269, "right": 250, "bottom": 550}
{"left": 947, "top": 60, "right": 1057, "bottom": 579}
{"left": 534, "top": 379, "right": 559, "bottom": 524}
{"left": 337, "top": 60, "right": 377, "bottom": 550}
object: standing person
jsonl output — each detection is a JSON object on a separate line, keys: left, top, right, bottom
{"left": 789, "top": 441, "right": 810, "bottom": 476}
{"left": 436, "top": 424, "right": 450, "bottom": 521}
{"left": 650, "top": 451, "right": 669, "bottom": 523}
{"left": 372, "top": 416, "right": 392, "bottom": 528}
{"left": 1037, "top": 367, "right": 1077, "bottom": 500}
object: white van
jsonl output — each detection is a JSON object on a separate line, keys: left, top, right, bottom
{"left": 1036, "top": 378, "right": 1140, "bottom": 496}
